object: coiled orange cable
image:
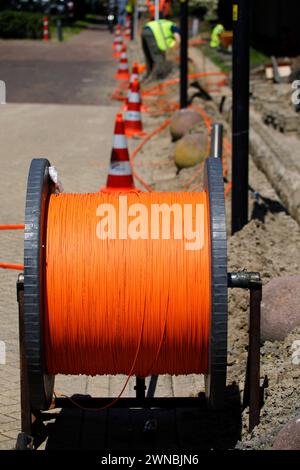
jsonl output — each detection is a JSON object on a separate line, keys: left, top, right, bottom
{"left": 142, "top": 72, "right": 227, "bottom": 97}
{"left": 44, "top": 191, "right": 211, "bottom": 377}
{"left": 0, "top": 263, "right": 24, "bottom": 270}
{"left": 0, "top": 224, "right": 24, "bottom": 230}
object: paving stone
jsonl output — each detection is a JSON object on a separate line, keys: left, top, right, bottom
{"left": 1, "top": 429, "right": 19, "bottom": 440}
{"left": 0, "top": 405, "right": 21, "bottom": 415}
{"left": 0, "top": 413, "right": 17, "bottom": 424}
{"left": 0, "top": 440, "right": 15, "bottom": 450}
{"left": 0, "top": 421, "right": 22, "bottom": 433}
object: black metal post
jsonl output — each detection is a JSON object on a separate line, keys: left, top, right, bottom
{"left": 231, "top": 0, "right": 250, "bottom": 234}
{"left": 147, "top": 375, "right": 158, "bottom": 398}
{"left": 228, "top": 272, "right": 262, "bottom": 432}
{"left": 180, "top": 0, "right": 188, "bottom": 108}
{"left": 56, "top": 19, "right": 63, "bottom": 42}
{"left": 135, "top": 377, "right": 146, "bottom": 399}
{"left": 247, "top": 283, "right": 262, "bottom": 431}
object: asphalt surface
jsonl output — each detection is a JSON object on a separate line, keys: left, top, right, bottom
{"left": 0, "top": 21, "right": 115, "bottom": 105}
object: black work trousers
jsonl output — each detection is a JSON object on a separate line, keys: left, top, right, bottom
{"left": 141, "top": 27, "right": 172, "bottom": 79}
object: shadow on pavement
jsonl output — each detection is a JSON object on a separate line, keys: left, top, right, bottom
{"left": 36, "top": 384, "right": 242, "bottom": 450}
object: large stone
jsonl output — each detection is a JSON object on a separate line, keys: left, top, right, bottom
{"left": 261, "top": 275, "right": 300, "bottom": 342}
{"left": 272, "top": 416, "right": 300, "bottom": 449}
{"left": 174, "top": 134, "right": 207, "bottom": 169}
{"left": 170, "top": 109, "right": 202, "bottom": 141}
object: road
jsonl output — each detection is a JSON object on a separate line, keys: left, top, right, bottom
{"left": 0, "top": 22, "right": 115, "bottom": 105}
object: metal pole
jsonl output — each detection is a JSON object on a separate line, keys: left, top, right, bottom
{"left": 56, "top": 19, "right": 63, "bottom": 42}
{"left": 248, "top": 283, "right": 262, "bottom": 432}
{"left": 210, "top": 123, "right": 223, "bottom": 158}
{"left": 180, "top": 0, "right": 188, "bottom": 109}
{"left": 231, "top": 0, "right": 250, "bottom": 234}
{"left": 155, "top": 0, "right": 159, "bottom": 21}
{"left": 228, "top": 271, "right": 262, "bottom": 432}
{"left": 191, "top": 17, "right": 199, "bottom": 37}
{"left": 133, "top": 2, "right": 138, "bottom": 41}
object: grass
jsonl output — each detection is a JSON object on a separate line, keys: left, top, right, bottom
{"left": 200, "top": 44, "right": 231, "bottom": 73}
{"left": 49, "top": 17, "right": 94, "bottom": 42}
{"left": 85, "top": 13, "right": 99, "bottom": 21}
{"left": 198, "top": 43, "right": 269, "bottom": 74}
{"left": 250, "top": 47, "right": 269, "bottom": 68}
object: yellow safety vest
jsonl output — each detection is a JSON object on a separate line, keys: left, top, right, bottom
{"left": 146, "top": 19, "right": 177, "bottom": 52}
{"left": 210, "top": 24, "right": 224, "bottom": 48}
{"left": 126, "top": 1, "right": 133, "bottom": 14}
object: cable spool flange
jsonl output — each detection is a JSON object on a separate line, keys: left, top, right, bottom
{"left": 204, "top": 157, "right": 228, "bottom": 409}
{"left": 24, "top": 158, "right": 55, "bottom": 411}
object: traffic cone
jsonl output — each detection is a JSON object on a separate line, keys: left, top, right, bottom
{"left": 124, "top": 16, "right": 131, "bottom": 40}
{"left": 112, "top": 30, "right": 123, "bottom": 58}
{"left": 125, "top": 78, "right": 146, "bottom": 137}
{"left": 112, "top": 28, "right": 120, "bottom": 49}
{"left": 115, "top": 24, "right": 122, "bottom": 35}
{"left": 123, "top": 63, "right": 139, "bottom": 110}
{"left": 43, "top": 16, "right": 49, "bottom": 42}
{"left": 102, "top": 113, "right": 139, "bottom": 193}
{"left": 115, "top": 44, "right": 130, "bottom": 80}
{"left": 129, "top": 63, "right": 139, "bottom": 87}
{"left": 125, "top": 65, "right": 148, "bottom": 112}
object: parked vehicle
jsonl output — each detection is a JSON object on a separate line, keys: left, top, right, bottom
{"left": 44, "top": 0, "right": 74, "bottom": 19}
{"left": 8, "top": 0, "right": 46, "bottom": 12}
{"left": 7, "top": 0, "right": 81, "bottom": 19}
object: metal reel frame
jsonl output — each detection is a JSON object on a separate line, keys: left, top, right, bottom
{"left": 23, "top": 158, "right": 55, "bottom": 411}
{"left": 204, "top": 156, "right": 228, "bottom": 409}
{"left": 17, "top": 155, "right": 263, "bottom": 449}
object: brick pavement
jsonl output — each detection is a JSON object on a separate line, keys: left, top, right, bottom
{"left": 0, "top": 26, "right": 116, "bottom": 105}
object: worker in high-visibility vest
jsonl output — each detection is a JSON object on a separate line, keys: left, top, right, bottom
{"left": 141, "top": 18, "right": 180, "bottom": 80}
{"left": 125, "top": 0, "right": 134, "bottom": 15}
{"left": 210, "top": 23, "right": 224, "bottom": 48}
